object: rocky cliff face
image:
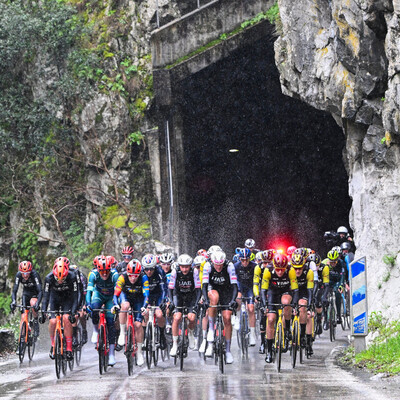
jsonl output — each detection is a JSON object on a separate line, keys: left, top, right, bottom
{"left": 275, "top": 0, "right": 400, "bottom": 318}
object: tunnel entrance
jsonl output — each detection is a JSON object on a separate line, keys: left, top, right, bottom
{"left": 175, "top": 36, "right": 351, "bottom": 256}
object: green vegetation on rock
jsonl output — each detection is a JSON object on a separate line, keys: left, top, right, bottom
{"left": 340, "top": 311, "right": 400, "bottom": 375}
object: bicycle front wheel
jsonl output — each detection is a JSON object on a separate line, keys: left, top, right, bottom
{"left": 217, "top": 321, "right": 225, "bottom": 374}
{"left": 27, "top": 321, "right": 35, "bottom": 360}
{"left": 276, "top": 323, "right": 283, "bottom": 373}
{"left": 146, "top": 322, "right": 153, "bottom": 369}
{"left": 75, "top": 327, "right": 82, "bottom": 366}
{"left": 240, "top": 313, "right": 248, "bottom": 358}
{"left": 291, "top": 320, "right": 298, "bottom": 368}
{"left": 54, "top": 332, "right": 62, "bottom": 379}
{"left": 340, "top": 300, "right": 346, "bottom": 331}
{"left": 329, "top": 305, "right": 336, "bottom": 342}
{"left": 153, "top": 325, "right": 159, "bottom": 367}
{"left": 18, "top": 323, "right": 27, "bottom": 363}
{"left": 126, "top": 326, "right": 134, "bottom": 376}
{"left": 98, "top": 326, "right": 106, "bottom": 375}
{"left": 180, "top": 319, "right": 186, "bottom": 371}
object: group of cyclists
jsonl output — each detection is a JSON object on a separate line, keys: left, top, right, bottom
{"left": 10, "top": 225, "right": 355, "bottom": 368}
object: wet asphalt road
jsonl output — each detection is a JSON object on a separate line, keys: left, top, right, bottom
{"left": 0, "top": 325, "right": 397, "bottom": 400}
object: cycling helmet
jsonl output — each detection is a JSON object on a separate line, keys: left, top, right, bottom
{"left": 197, "top": 249, "right": 208, "bottom": 258}
{"left": 61, "top": 257, "right": 70, "bottom": 267}
{"left": 232, "top": 254, "right": 240, "bottom": 263}
{"left": 273, "top": 253, "right": 288, "bottom": 269}
{"left": 193, "top": 255, "right": 206, "bottom": 267}
{"left": 262, "top": 249, "right": 275, "bottom": 263}
{"left": 159, "top": 252, "right": 174, "bottom": 264}
{"left": 141, "top": 254, "right": 157, "bottom": 269}
{"left": 53, "top": 258, "right": 69, "bottom": 281}
{"left": 340, "top": 242, "right": 352, "bottom": 251}
{"left": 122, "top": 246, "right": 134, "bottom": 255}
{"left": 106, "top": 255, "right": 117, "bottom": 268}
{"left": 337, "top": 226, "right": 348, "bottom": 234}
{"left": 307, "top": 253, "right": 321, "bottom": 266}
{"left": 97, "top": 255, "right": 110, "bottom": 272}
{"left": 19, "top": 261, "right": 33, "bottom": 273}
{"left": 211, "top": 250, "right": 226, "bottom": 265}
{"left": 93, "top": 256, "right": 99, "bottom": 267}
{"left": 294, "top": 247, "right": 307, "bottom": 258}
{"left": 291, "top": 253, "right": 305, "bottom": 268}
{"left": 331, "top": 245, "right": 342, "bottom": 256}
{"left": 238, "top": 248, "right": 251, "bottom": 259}
{"left": 255, "top": 251, "right": 263, "bottom": 263}
{"left": 207, "top": 245, "right": 222, "bottom": 257}
{"left": 126, "top": 259, "right": 142, "bottom": 275}
{"left": 287, "top": 246, "right": 297, "bottom": 257}
{"left": 245, "top": 238, "right": 255, "bottom": 249}
{"left": 70, "top": 264, "right": 78, "bottom": 270}
{"left": 177, "top": 254, "right": 193, "bottom": 266}
{"left": 327, "top": 250, "right": 339, "bottom": 261}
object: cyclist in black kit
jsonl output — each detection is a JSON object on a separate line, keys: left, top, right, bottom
{"left": 11, "top": 261, "right": 43, "bottom": 337}
{"left": 39, "top": 257, "right": 79, "bottom": 361}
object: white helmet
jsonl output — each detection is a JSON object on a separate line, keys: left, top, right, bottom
{"left": 193, "top": 255, "right": 206, "bottom": 267}
{"left": 337, "top": 226, "right": 348, "bottom": 234}
{"left": 207, "top": 245, "right": 222, "bottom": 257}
{"left": 331, "top": 246, "right": 342, "bottom": 256}
{"left": 211, "top": 250, "right": 226, "bottom": 265}
{"left": 177, "top": 254, "right": 193, "bottom": 266}
{"left": 159, "top": 252, "right": 174, "bottom": 264}
{"left": 245, "top": 238, "right": 255, "bottom": 248}
{"left": 141, "top": 254, "right": 157, "bottom": 269}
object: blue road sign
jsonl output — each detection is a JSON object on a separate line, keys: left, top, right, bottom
{"left": 350, "top": 257, "right": 368, "bottom": 336}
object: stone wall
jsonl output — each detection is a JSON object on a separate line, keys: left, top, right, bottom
{"left": 275, "top": 0, "right": 400, "bottom": 319}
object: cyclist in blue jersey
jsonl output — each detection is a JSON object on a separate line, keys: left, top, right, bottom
{"left": 142, "top": 254, "right": 168, "bottom": 349}
{"left": 86, "top": 255, "right": 119, "bottom": 366}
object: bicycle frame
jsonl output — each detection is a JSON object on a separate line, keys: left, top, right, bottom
{"left": 208, "top": 304, "right": 229, "bottom": 373}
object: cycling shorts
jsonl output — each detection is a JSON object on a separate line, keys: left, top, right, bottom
{"left": 208, "top": 285, "right": 234, "bottom": 309}
{"left": 267, "top": 289, "right": 292, "bottom": 314}
{"left": 48, "top": 292, "right": 74, "bottom": 319}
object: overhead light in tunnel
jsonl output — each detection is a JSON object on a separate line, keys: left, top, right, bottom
{"left": 229, "top": 149, "right": 239, "bottom": 153}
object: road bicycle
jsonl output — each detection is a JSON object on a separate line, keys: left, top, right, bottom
{"left": 208, "top": 304, "right": 228, "bottom": 374}
{"left": 236, "top": 297, "right": 251, "bottom": 358}
{"left": 16, "top": 305, "right": 37, "bottom": 363}
{"left": 46, "top": 309, "right": 70, "bottom": 379}
{"left": 145, "top": 306, "right": 161, "bottom": 369}
{"left": 173, "top": 306, "right": 189, "bottom": 371}
{"left": 93, "top": 307, "right": 111, "bottom": 375}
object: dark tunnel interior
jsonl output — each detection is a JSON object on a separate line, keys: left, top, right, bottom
{"left": 176, "top": 36, "right": 352, "bottom": 257}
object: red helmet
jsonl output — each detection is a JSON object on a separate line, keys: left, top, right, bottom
{"left": 126, "top": 259, "right": 142, "bottom": 275}
{"left": 197, "top": 249, "right": 208, "bottom": 259}
{"left": 272, "top": 253, "right": 288, "bottom": 270}
{"left": 96, "top": 255, "right": 110, "bottom": 272}
{"left": 93, "top": 256, "right": 98, "bottom": 268}
{"left": 287, "top": 246, "right": 297, "bottom": 256}
{"left": 106, "top": 255, "right": 117, "bottom": 268}
{"left": 262, "top": 249, "right": 275, "bottom": 263}
{"left": 19, "top": 261, "right": 32, "bottom": 273}
{"left": 53, "top": 258, "right": 69, "bottom": 282}
{"left": 122, "top": 246, "right": 134, "bottom": 255}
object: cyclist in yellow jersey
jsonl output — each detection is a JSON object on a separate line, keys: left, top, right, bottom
{"left": 291, "top": 253, "right": 314, "bottom": 352}
{"left": 253, "top": 249, "right": 274, "bottom": 353}
{"left": 261, "top": 253, "right": 299, "bottom": 363}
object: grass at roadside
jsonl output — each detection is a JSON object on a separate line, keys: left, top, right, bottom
{"left": 340, "top": 311, "right": 400, "bottom": 375}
